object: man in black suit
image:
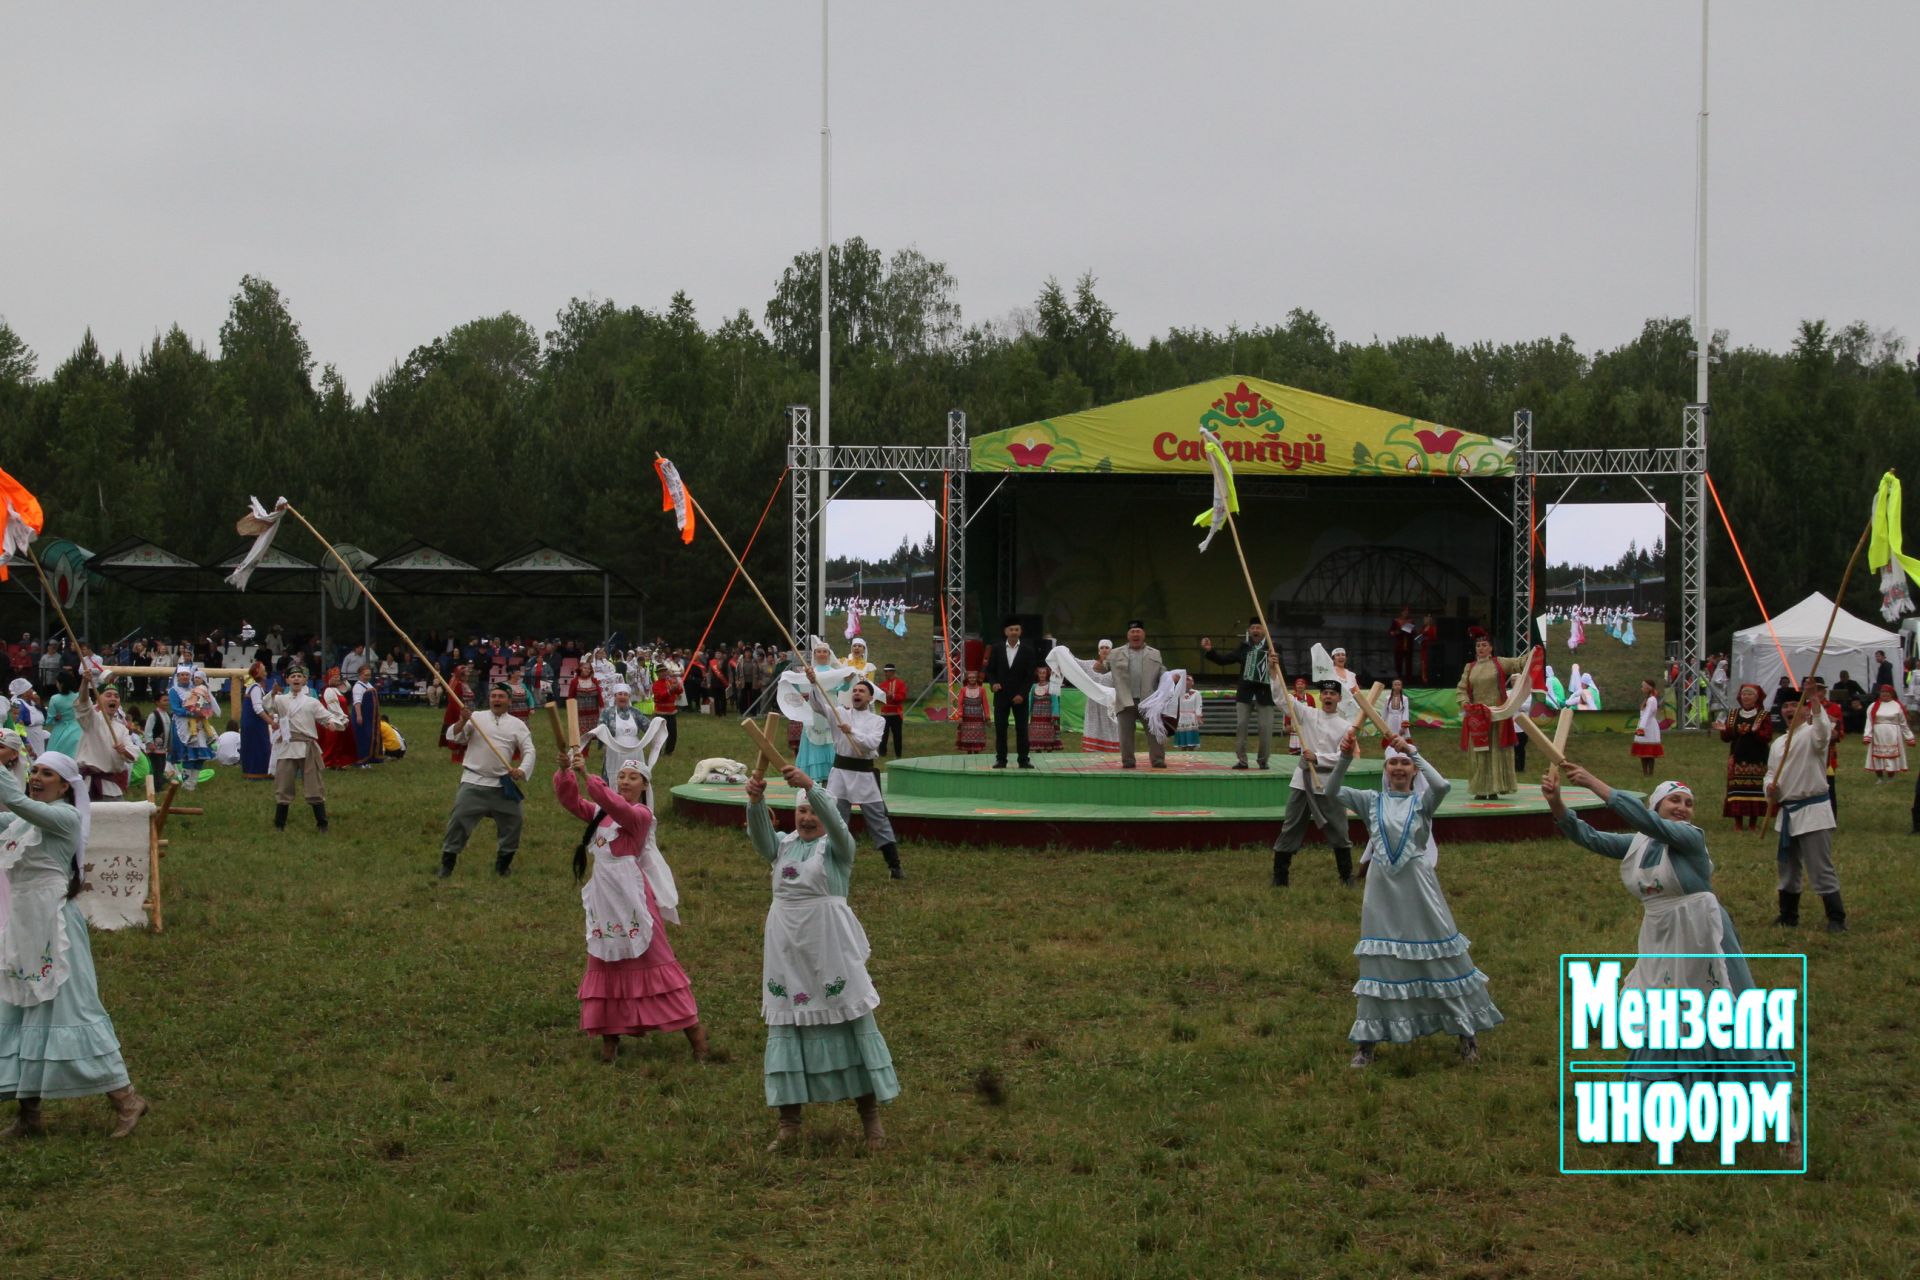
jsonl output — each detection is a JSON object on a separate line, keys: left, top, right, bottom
{"left": 982, "top": 617, "right": 1039, "bottom": 769}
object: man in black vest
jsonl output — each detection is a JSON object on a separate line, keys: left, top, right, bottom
{"left": 983, "top": 617, "right": 1039, "bottom": 770}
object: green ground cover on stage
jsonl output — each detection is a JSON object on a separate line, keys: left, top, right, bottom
{"left": 4, "top": 660, "right": 1909, "bottom": 1277}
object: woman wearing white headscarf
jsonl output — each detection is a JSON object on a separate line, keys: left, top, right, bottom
{"left": 777, "top": 639, "right": 855, "bottom": 783}
{"left": 1079, "top": 640, "right": 1120, "bottom": 753}
{"left": 0, "top": 751, "right": 148, "bottom": 1138}
{"left": 0, "top": 727, "right": 23, "bottom": 933}
{"left": 1327, "top": 736, "right": 1502, "bottom": 1068}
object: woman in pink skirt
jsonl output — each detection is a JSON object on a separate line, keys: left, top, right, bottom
{"left": 554, "top": 753, "right": 707, "bottom": 1063}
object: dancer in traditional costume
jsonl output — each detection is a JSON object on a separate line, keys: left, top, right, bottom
{"left": 1200, "top": 619, "right": 1278, "bottom": 769}
{"left": 439, "top": 685, "right": 536, "bottom": 879}
{"left": 1720, "top": 683, "right": 1772, "bottom": 830}
{"left": 876, "top": 664, "right": 909, "bottom": 759}
{"left": 73, "top": 680, "right": 138, "bottom": 800}
{"left": 1544, "top": 762, "right": 1797, "bottom": 1148}
{"left": 649, "top": 664, "right": 682, "bottom": 756}
{"left": 350, "top": 668, "right": 382, "bottom": 767}
{"left": 166, "top": 664, "right": 216, "bottom": 788}
{"left": 814, "top": 676, "right": 905, "bottom": 880}
{"left": 45, "top": 673, "right": 81, "bottom": 758}
{"left": 570, "top": 664, "right": 603, "bottom": 738}
{"left": 319, "top": 670, "right": 357, "bottom": 770}
{"left": 1764, "top": 693, "right": 1844, "bottom": 931}
{"left": 441, "top": 662, "right": 474, "bottom": 765}
{"left": 1271, "top": 681, "right": 1357, "bottom": 888}
{"left": 778, "top": 639, "right": 853, "bottom": 784}
{"left": 239, "top": 662, "right": 275, "bottom": 781}
{"left": 1080, "top": 640, "right": 1120, "bottom": 753}
{"left": 745, "top": 764, "right": 900, "bottom": 1151}
{"left": 1028, "top": 663, "right": 1062, "bottom": 752}
{"left": 1329, "top": 736, "right": 1501, "bottom": 1068}
{"left": 1382, "top": 679, "right": 1412, "bottom": 742}
{"left": 955, "top": 670, "right": 986, "bottom": 754}
{"left": 1631, "top": 679, "right": 1663, "bottom": 777}
{"left": 1455, "top": 637, "right": 1526, "bottom": 799}
{"left": 840, "top": 639, "right": 876, "bottom": 708}
{"left": 1864, "top": 685, "right": 1912, "bottom": 781}
{"left": 554, "top": 751, "right": 705, "bottom": 1064}
{"left": 0, "top": 752, "right": 149, "bottom": 1139}
{"left": 264, "top": 667, "right": 346, "bottom": 833}
{"left": 1173, "top": 674, "right": 1202, "bottom": 749}
{"left": 586, "top": 684, "right": 652, "bottom": 785}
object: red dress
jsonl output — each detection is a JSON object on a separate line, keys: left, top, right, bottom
{"left": 442, "top": 677, "right": 471, "bottom": 763}
{"left": 1028, "top": 685, "right": 1060, "bottom": 751}
{"left": 570, "top": 672, "right": 602, "bottom": 736}
{"left": 320, "top": 687, "right": 358, "bottom": 768}
{"left": 956, "top": 687, "right": 987, "bottom": 753}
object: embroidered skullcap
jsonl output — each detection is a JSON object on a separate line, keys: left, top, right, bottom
{"left": 1318, "top": 679, "right": 1343, "bottom": 693}
{"left": 1250, "top": 615, "right": 1262, "bottom": 626}
{"left": 490, "top": 681, "right": 512, "bottom": 694}
{"left": 1648, "top": 781, "right": 1694, "bottom": 809}
{"left": 7, "top": 678, "right": 30, "bottom": 697}
{"left": 1127, "top": 619, "right": 1145, "bottom": 631}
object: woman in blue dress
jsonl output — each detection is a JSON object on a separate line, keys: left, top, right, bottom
{"left": 777, "top": 639, "right": 854, "bottom": 784}
{"left": 0, "top": 751, "right": 148, "bottom": 1138}
{"left": 239, "top": 661, "right": 277, "bottom": 781}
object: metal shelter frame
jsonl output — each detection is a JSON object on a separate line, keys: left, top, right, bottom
{"left": 1506, "top": 405, "right": 1708, "bottom": 727}
{"left": 787, "top": 406, "right": 969, "bottom": 682}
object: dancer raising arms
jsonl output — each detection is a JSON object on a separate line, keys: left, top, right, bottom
{"left": 553, "top": 750, "right": 705, "bottom": 1064}
{"left": 1326, "top": 734, "right": 1502, "bottom": 1068}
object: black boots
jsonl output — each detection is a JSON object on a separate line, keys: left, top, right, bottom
{"left": 273, "top": 804, "right": 289, "bottom": 831}
{"left": 1821, "top": 892, "right": 1847, "bottom": 932}
{"left": 1335, "top": 846, "right": 1355, "bottom": 887}
{"left": 880, "top": 843, "right": 904, "bottom": 880}
{"left": 1271, "top": 846, "right": 1291, "bottom": 887}
{"left": 312, "top": 802, "right": 329, "bottom": 833}
{"left": 1775, "top": 891, "right": 1800, "bottom": 927}
{"left": 494, "top": 854, "right": 515, "bottom": 877}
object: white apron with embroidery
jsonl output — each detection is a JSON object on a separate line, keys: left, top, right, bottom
{"left": 581, "top": 817, "right": 655, "bottom": 963}
{"left": 1619, "top": 833, "right": 1729, "bottom": 994}
{"left": 0, "top": 819, "right": 72, "bottom": 1006}
{"left": 761, "top": 837, "right": 880, "bottom": 1026}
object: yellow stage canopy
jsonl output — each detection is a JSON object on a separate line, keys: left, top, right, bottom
{"left": 970, "top": 376, "right": 1514, "bottom": 479}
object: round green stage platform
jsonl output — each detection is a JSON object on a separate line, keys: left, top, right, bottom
{"left": 670, "top": 751, "right": 1616, "bottom": 850}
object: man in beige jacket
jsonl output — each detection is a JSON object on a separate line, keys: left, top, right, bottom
{"left": 1106, "top": 620, "right": 1167, "bottom": 769}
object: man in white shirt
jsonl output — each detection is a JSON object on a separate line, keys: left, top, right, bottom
{"left": 1271, "top": 680, "right": 1358, "bottom": 888}
{"left": 1765, "top": 691, "right": 1843, "bottom": 931}
{"left": 264, "top": 666, "right": 348, "bottom": 832}
{"left": 440, "top": 682, "right": 536, "bottom": 879}
{"left": 818, "top": 676, "right": 904, "bottom": 879}
{"left": 74, "top": 679, "right": 140, "bottom": 799}
{"left": 340, "top": 643, "right": 369, "bottom": 682}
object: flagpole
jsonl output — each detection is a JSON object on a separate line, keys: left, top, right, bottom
{"left": 660, "top": 457, "right": 799, "bottom": 654}
{"left": 277, "top": 504, "right": 520, "bottom": 780}
{"left": 815, "top": 0, "right": 832, "bottom": 638}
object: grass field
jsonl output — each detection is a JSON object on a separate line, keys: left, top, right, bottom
{"left": 4, "top": 634, "right": 1917, "bottom": 1277}
{"left": 1537, "top": 620, "right": 1668, "bottom": 714}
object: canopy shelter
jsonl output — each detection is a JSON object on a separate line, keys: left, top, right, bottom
{"left": 488, "top": 540, "right": 644, "bottom": 641}
{"left": 363, "top": 540, "right": 487, "bottom": 595}
{"left": 1730, "top": 592, "right": 1900, "bottom": 695}
{"left": 962, "top": 376, "right": 1518, "bottom": 685}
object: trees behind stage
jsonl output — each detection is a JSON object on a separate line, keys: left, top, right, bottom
{"left": 1, "top": 249, "right": 1915, "bottom": 645}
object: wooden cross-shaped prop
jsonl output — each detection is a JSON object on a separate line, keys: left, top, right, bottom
{"left": 741, "top": 714, "right": 789, "bottom": 782}
{"left": 1348, "top": 682, "right": 1391, "bottom": 738}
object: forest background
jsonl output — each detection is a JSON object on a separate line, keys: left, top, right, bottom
{"left": 2, "top": 236, "right": 1913, "bottom": 645}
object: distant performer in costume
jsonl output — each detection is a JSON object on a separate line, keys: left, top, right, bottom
{"left": 982, "top": 618, "right": 1039, "bottom": 770}
{"left": 1271, "top": 680, "right": 1357, "bottom": 888}
{"left": 1764, "top": 693, "right": 1843, "bottom": 932}
{"left": 815, "top": 677, "right": 905, "bottom": 880}
{"left": 554, "top": 752, "right": 706, "bottom": 1064}
{"left": 778, "top": 639, "right": 854, "bottom": 783}
{"left": 439, "top": 684, "right": 536, "bottom": 879}
{"left": 73, "top": 680, "right": 139, "bottom": 801}
{"left": 1382, "top": 679, "right": 1412, "bottom": 742}
{"left": 1080, "top": 640, "right": 1120, "bottom": 753}
{"left": 1864, "top": 685, "right": 1912, "bottom": 781}
{"left": 569, "top": 663, "right": 603, "bottom": 738}
{"left": 955, "top": 670, "right": 986, "bottom": 754}
{"left": 1720, "top": 683, "right": 1772, "bottom": 830}
{"left": 1631, "top": 678, "right": 1663, "bottom": 777}
{"left": 240, "top": 662, "right": 275, "bottom": 781}
{"left": 1106, "top": 622, "right": 1167, "bottom": 770}
{"left": 264, "top": 667, "right": 346, "bottom": 833}
{"left": 1417, "top": 613, "right": 1439, "bottom": 686}
{"left": 1388, "top": 606, "right": 1416, "bottom": 684}
{"left": 1455, "top": 636, "right": 1526, "bottom": 799}
{"left": 1329, "top": 736, "right": 1502, "bottom": 1069}
{"left": 441, "top": 662, "right": 474, "bottom": 765}
{"left": 586, "top": 683, "right": 651, "bottom": 785}
{"left": 45, "top": 672, "right": 81, "bottom": 758}
{"left": 350, "top": 668, "right": 383, "bottom": 767}
{"left": 876, "top": 664, "right": 909, "bottom": 759}
{"left": 1200, "top": 618, "right": 1278, "bottom": 770}
{"left": 745, "top": 764, "right": 900, "bottom": 1152}
{"left": 166, "top": 665, "right": 216, "bottom": 788}
{"left": 649, "top": 664, "right": 682, "bottom": 756}
{"left": 1173, "top": 674, "right": 1202, "bottom": 749}
{"left": 0, "top": 752, "right": 149, "bottom": 1139}
{"left": 1027, "top": 663, "right": 1062, "bottom": 753}
{"left": 319, "top": 670, "right": 357, "bottom": 770}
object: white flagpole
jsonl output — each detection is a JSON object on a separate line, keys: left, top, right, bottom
{"left": 816, "top": 0, "right": 832, "bottom": 638}
{"left": 1693, "top": 0, "right": 1711, "bottom": 405}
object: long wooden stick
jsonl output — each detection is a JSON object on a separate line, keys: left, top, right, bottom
{"left": 26, "top": 546, "right": 80, "bottom": 647}
{"left": 664, "top": 459, "right": 798, "bottom": 654}
{"left": 280, "top": 504, "right": 518, "bottom": 779}
{"left": 1764, "top": 514, "right": 1875, "bottom": 828}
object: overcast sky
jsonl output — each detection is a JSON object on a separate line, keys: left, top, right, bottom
{"left": 1544, "top": 501, "right": 1668, "bottom": 572}
{"left": 4, "top": 2, "right": 1914, "bottom": 403}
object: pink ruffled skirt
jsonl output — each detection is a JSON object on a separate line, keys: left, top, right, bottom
{"left": 577, "top": 910, "right": 699, "bottom": 1036}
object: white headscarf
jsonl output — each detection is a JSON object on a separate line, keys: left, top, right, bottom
{"left": 7, "top": 678, "right": 31, "bottom": 698}
{"left": 1368, "top": 744, "right": 1438, "bottom": 867}
{"left": 1648, "top": 780, "right": 1694, "bottom": 811}
{"left": 31, "top": 749, "right": 91, "bottom": 852}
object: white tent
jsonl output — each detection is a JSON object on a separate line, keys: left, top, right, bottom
{"left": 1730, "top": 592, "right": 1900, "bottom": 695}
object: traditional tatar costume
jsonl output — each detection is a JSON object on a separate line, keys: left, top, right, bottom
{"left": 813, "top": 681, "right": 905, "bottom": 880}
{"left": 955, "top": 678, "right": 986, "bottom": 754}
{"left": 587, "top": 687, "right": 654, "bottom": 785}
{"left": 265, "top": 677, "right": 347, "bottom": 832}
{"left": 1632, "top": 693, "right": 1664, "bottom": 760}
{"left": 1720, "top": 685, "right": 1772, "bottom": 824}
{"left": 166, "top": 667, "right": 216, "bottom": 785}
{"left": 777, "top": 641, "right": 853, "bottom": 784}
{"left": 1028, "top": 668, "right": 1063, "bottom": 752}
{"left": 1080, "top": 642, "right": 1121, "bottom": 753}
{"left": 1864, "top": 688, "right": 1912, "bottom": 777}
{"left": 1455, "top": 646, "right": 1526, "bottom": 798}
{"left": 1329, "top": 744, "right": 1501, "bottom": 1066}
{"left": 240, "top": 668, "right": 276, "bottom": 781}
{"left": 748, "top": 782, "right": 898, "bottom": 1150}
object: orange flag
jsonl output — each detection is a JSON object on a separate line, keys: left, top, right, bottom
{"left": 654, "top": 457, "right": 696, "bottom": 545}
{"left": 0, "top": 465, "right": 45, "bottom": 582}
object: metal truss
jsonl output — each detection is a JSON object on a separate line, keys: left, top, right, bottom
{"left": 1508, "top": 410, "right": 1535, "bottom": 661}
{"left": 785, "top": 408, "right": 970, "bottom": 680}
{"left": 1677, "top": 405, "right": 1709, "bottom": 727}
{"left": 1522, "top": 448, "right": 1693, "bottom": 477}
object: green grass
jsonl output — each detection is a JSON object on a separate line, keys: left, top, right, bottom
{"left": 4, "top": 662, "right": 1917, "bottom": 1278}
{"left": 1538, "top": 619, "right": 1668, "bottom": 714}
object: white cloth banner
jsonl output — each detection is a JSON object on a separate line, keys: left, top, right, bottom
{"left": 226, "top": 496, "right": 289, "bottom": 590}
{"left": 1046, "top": 645, "right": 1117, "bottom": 712}
{"left": 77, "top": 800, "right": 156, "bottom": 931}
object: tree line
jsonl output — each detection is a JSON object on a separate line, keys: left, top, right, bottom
{"left": 1, "top": 237, "right": 1915, "bottom": 647}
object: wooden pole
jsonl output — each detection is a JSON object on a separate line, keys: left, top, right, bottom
{"left": 664, "top": 460, "right": 799, "bottom": 654}
{"left": 278, "top": 504, "right": 519, "bottom": 780}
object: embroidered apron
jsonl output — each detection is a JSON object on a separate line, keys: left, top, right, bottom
{"left": 1619, "top": 833, "right": 1729, "bottom": 994}
{"left": 581, "top": 817, "right": 655, "bottom": 963}
{"left": 760, "top": 838, "right": 879, "bottom": 1025}
{"left": 0, "top": 819, "right": 71, "bottom": 1006}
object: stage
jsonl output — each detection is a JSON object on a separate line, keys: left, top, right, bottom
{"left": 669, "top": 751, "right": 1617, "bottom": 850}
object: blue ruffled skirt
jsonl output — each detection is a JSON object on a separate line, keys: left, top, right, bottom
{"left": 763, "top": 1012, "right": 900, "bottom": 1106}
{"left": 1, "top": 901, "right": 131, "bottom": 1099}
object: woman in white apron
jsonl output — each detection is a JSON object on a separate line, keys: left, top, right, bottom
{"left": 552, "top": 752, "right": 704, "bottom": 1064}
{"left": 1543, "top": 763, "right": 1792, "bottom": 1095}
{"left": 1331, "top": 738, "right": 1502, "bottom": 1068}
{"left": 1863, "top": 685, "right": 1912, "bottom": 780}
{"left": 1, "top": 752, "right": 148, "bottom": 1138}
{"left": 745, "top": 764, "right": 899, "bottom": 1151}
